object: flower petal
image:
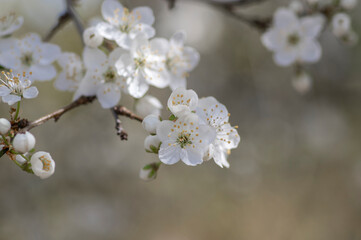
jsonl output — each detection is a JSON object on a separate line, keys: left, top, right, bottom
{"left": 2, "top": 94, "right": 21, "bottom": 105}
{"left": 29, "top": 65, "right": 57, "bottom": 81}
{"left": 127, "top": 72, "right": 149, "bottom": 98}
{"left": 101, "top": 0, "right": 124, "bottom": 25}
{"left": 82, "top": 47, "right": 107, "bottom": 70}
{"left": 0, "top": 86, "right": 11, "bottom": 96}
{"left": 299, "top": 40, "right": 322, "bottom": 63}
{"left": 180, "top": 149, "right": 203, "bottom": 166}
{"left": 301, "top": 15, "right": 325, "bottom": 39}
{"left": 96, "top": 83, "right": 121, "bottom": 108}
{"left": 23, "top": 86, "right": 39, "bottom": 99}
{"left": 159, "top": 142, "right": 181, "bottom": 165}
{"left": 132, "top": 6, "right": 155, "bottom": 25}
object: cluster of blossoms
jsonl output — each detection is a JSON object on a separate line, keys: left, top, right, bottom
{"left": 262, "top": 0, "right": 358, "bottom": 94}
{"left": 0, "top": 1, "right": 240, "bottom": 181}
{"left": 57, "top": 0, "right": 200, "bottom": 110}
{"left": 141, "top": 87, "right": 240, "bottom": 180}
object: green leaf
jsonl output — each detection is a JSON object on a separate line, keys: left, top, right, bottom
{"left": 142, "top": 164, "right": 152, "bottom": 170}
{"left": 149, "top": 145, "right": 159, "bottom": 154}
{"left": 169, "top": 114, "right": 177, "bottom": 121}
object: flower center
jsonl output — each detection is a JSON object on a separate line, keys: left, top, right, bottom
{"left": 134, "top": 58, "right": 146, "bottom": 69}
{"left": 39, "top": 155, "right": 51, "bottom": 171}
{"left": 21, "top": 53, "right": 33, "bottom": 67}
{"left": 103, "top": 67, "right": 116, "bottom": 83}
{"left": 288, "top": 34, "right": 300, "bottom": 46}
{"left": 176, "top": 133, "right": 192, "bottom": 148}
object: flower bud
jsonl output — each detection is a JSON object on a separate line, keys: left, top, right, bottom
{"left": 135, "top": 95, "right": 163, "bottom": 118}
{"left": 0, "top": 118, "right": 11, "bottom": 135}
{"left": 144, "top": 135, "right": 161, "bottom": 153}
{"left": 12, "top": 131, "right": 36, "bottom": 153}
{"left": 30, "top": 151, "right": 55, "bottom": 179}
{"left": 292, "top": 71, "right": 312, "bottom": 94}
{"left": 142, "top": 115, "right": 161, "bottom": 134}
{"left": 139, "top": 162, "right": 161, "bottom": 181}
{"left": 332, "top": 13, "right": 351, "bottom": 38}
{"left": 83, "top": 27, "right": 103, "bottom": 48}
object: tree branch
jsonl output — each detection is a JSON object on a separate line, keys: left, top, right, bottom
{"left": 111, "top": 108, "right": 128, "bottom": 140}
{"left": 113, "top": 106, "right": 143, "bottom": 123}
{"left": 43, "top": 0, "right": 84, "bottom": 42}
{"left": 24, "top": 96, "right": 96, "bottom": 131}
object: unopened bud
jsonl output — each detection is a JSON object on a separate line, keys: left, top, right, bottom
{"left": 83, "top": 27, "right": 103, "bottom": 48}
{"left": 0, "top": 118, "right": 11, "bottom": 135}
{"left": 13, "top": 131, "right": 35, "bottom": 153}
{"left": 142, "top": 115, "right": 161, "bottom": 134}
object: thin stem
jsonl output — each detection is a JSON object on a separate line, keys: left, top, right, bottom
{"left": 111, "top": 108, "right": 128, "bottom": 140}
{"left": 113, "top": 106, "right": 143, "bottom": 122}
{"left": 24, "top": 96, "right": 96, "bottom": 131}
{"left": 1, "top": 135, "right": 9, "bottom": 146}
{"left": 14, "top": 101, "right": 20, "bottom": 120}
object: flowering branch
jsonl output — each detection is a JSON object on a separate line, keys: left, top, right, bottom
{"left": 23, "top": 96, "right": 96, "bottom": 131}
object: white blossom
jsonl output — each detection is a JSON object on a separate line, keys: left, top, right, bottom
{"left": 0, "top": 33, "right": 61, "bottom": 81}
{"left": 0, "top": 70, "right": 38, "bottom": 105}
{"left": 135, "top": 95, "right": 163, "bottom": 118}
{"left": 340, "top": 0, "right": 357, "bottom": 9}
{"left": 15, "top": 154, "right": 27, "bottom": 164}
{"left": 167, "top": 87, "right": 198, "bottom": 118}
{"left": 144, "top": 135, "right": 161, "bottom": 152}
{"left": 0, "top": 12, "right": 23, "bottom": 38}
{"left": 195, "top": 97, "right": 240, "bottom": 168}
{"left": 0, "top": 118, "right": 11, "bottom": 135}
{"left": 54, "top": 52, "right": 84, "bottom": 92}
{"left": 83, "top": 27, "right": 104, "bottom": 48}
{"left": 75, "top": 47, "right": 127, "bottom": 108}
{"left": 292, "top": 71, "right": 312, "bottom": 94}
{"left": 96, "top": 0, "right": 155, "bottom": 50}
{"left": 30, "top": 151, "right": 55, "bottom": 179}
{"left": 116, "top": 35, "right": 169, "bottom": 98}
{"left": 13, "top": 131, "right": 36, "bottom": 153}
{"left": 156, "top": 117, "right": 216, "bottom": 166}
{"left": 332, "top": 13, "right": 351, "bottom": 38}
{"left": 261, "top": 8, "right": 324, "bottom": 67}
{"left": 142, "top": 114, "right": 161, "bottom": 134}
{"left": 164, "top": 31, "right": 200, "bottom": 90}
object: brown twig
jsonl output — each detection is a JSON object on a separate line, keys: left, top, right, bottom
{"left": 113, "top": 106, "right": 143, "bottom": 122}
{"left": 111, "top": 108, "right": 128, "bottom": 140}
{"left": 43, "top": 0, "right": 84, "bottom": 42}
{"left": 24, "top": 96, "right": 96, "bottom": 131}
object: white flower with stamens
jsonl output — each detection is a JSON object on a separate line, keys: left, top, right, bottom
{"left": 0, "top": 71, "right": 38, "bottom": 105}
{"left": 164, "top": 31, "right": 200, "bottom": 90}
{"left": 142, "top": 114, "right": 161, "bottom": 134}
{"left": 115, "top": 35, "right": 169, "bottom": 98}
{"left": 167, "top": 87, "right": 198, "bottom": 117}
{"left": 0, "top": 118, "right": 11, "bottom": 135}
{"left": 195, "top": 97, "right": 240, "bottom": 168}
{"left": 74, "top": 47, "right": 127, "bottom": 108}
{"left": 30, "top": 151, "right": 55, "bottom": 179}
{"left": 135, "top": 95, "right": 163, "bottom": 118}
{"left": 157, "top": 117, "right": 216, "bottom": 166}
{"left": 0, "top": 12, "right": 23, "bottom": 38}
{"left": 54, "top": 52, "right": 84, "bottom": 92}
{"left": 13, "top": 131, "right": 36, "bottom": 154}
{"left": 96, "top": 0, "right": 155, "bottom": 50}
{"left": 0, "top": 33, "right": 61, "bottom": 81}
{"left": 261, "top": 8, "right": 324, "bottom": 67}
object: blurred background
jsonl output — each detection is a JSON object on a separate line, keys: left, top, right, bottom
{"left": 1, "top": 0, "right": 361, "bottom": 239}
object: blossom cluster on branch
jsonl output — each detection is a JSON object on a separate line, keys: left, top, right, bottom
{"left": 261, "top": 0, "right": 358, "bottom": 93}
{"left": 0, "top": 0, "right": 239, "bottom": 181}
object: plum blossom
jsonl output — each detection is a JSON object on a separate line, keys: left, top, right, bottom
{"left": 115, "top": 35, "right": 169, "bottom": 98}
{"left": 75, "top": 47, "right": 127, "bottom": 108}
{"left": 164, "top": 31, "right": 200, "bottom": 90}
{"left": 195, "top": 97, "right": 240, "bottom": 168}
{"left": 0, "top": 12, "right": 23, "bottom": 38}
{"left": 30, "top": 151, "right": 55, "bottom": 179}
{"left": 261, "top": 8, "right": 325, "bottom": 67}
{"left": 167, "top": 87, "right": 198, "bottom": 118}
{"left": 96, "top": 0, "right": 155, "bottom": 49}
{"left": 0, "top": 33, "right": 61, "bottom": 81}
{"left": 156, "top": 117, "right": 216, "bottom": 166}
{"left": 83, "top": 27, "right": 104, "bottom": 48}
{"left": 0, "top": 70, "right": 38, "bottom": 105}
{"left": 13, "top": 131, "right": 36, "bottom": 153}
{"left": 54, "top": 52, "right": 84, "bottom": 92}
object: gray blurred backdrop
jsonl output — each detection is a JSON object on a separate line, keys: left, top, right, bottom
{"left": 1, "top": 0, "right": 361, "bottom": 239}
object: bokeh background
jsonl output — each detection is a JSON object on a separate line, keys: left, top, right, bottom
{"left": 1, "top": 0, "right": 361, "bottom": 239}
